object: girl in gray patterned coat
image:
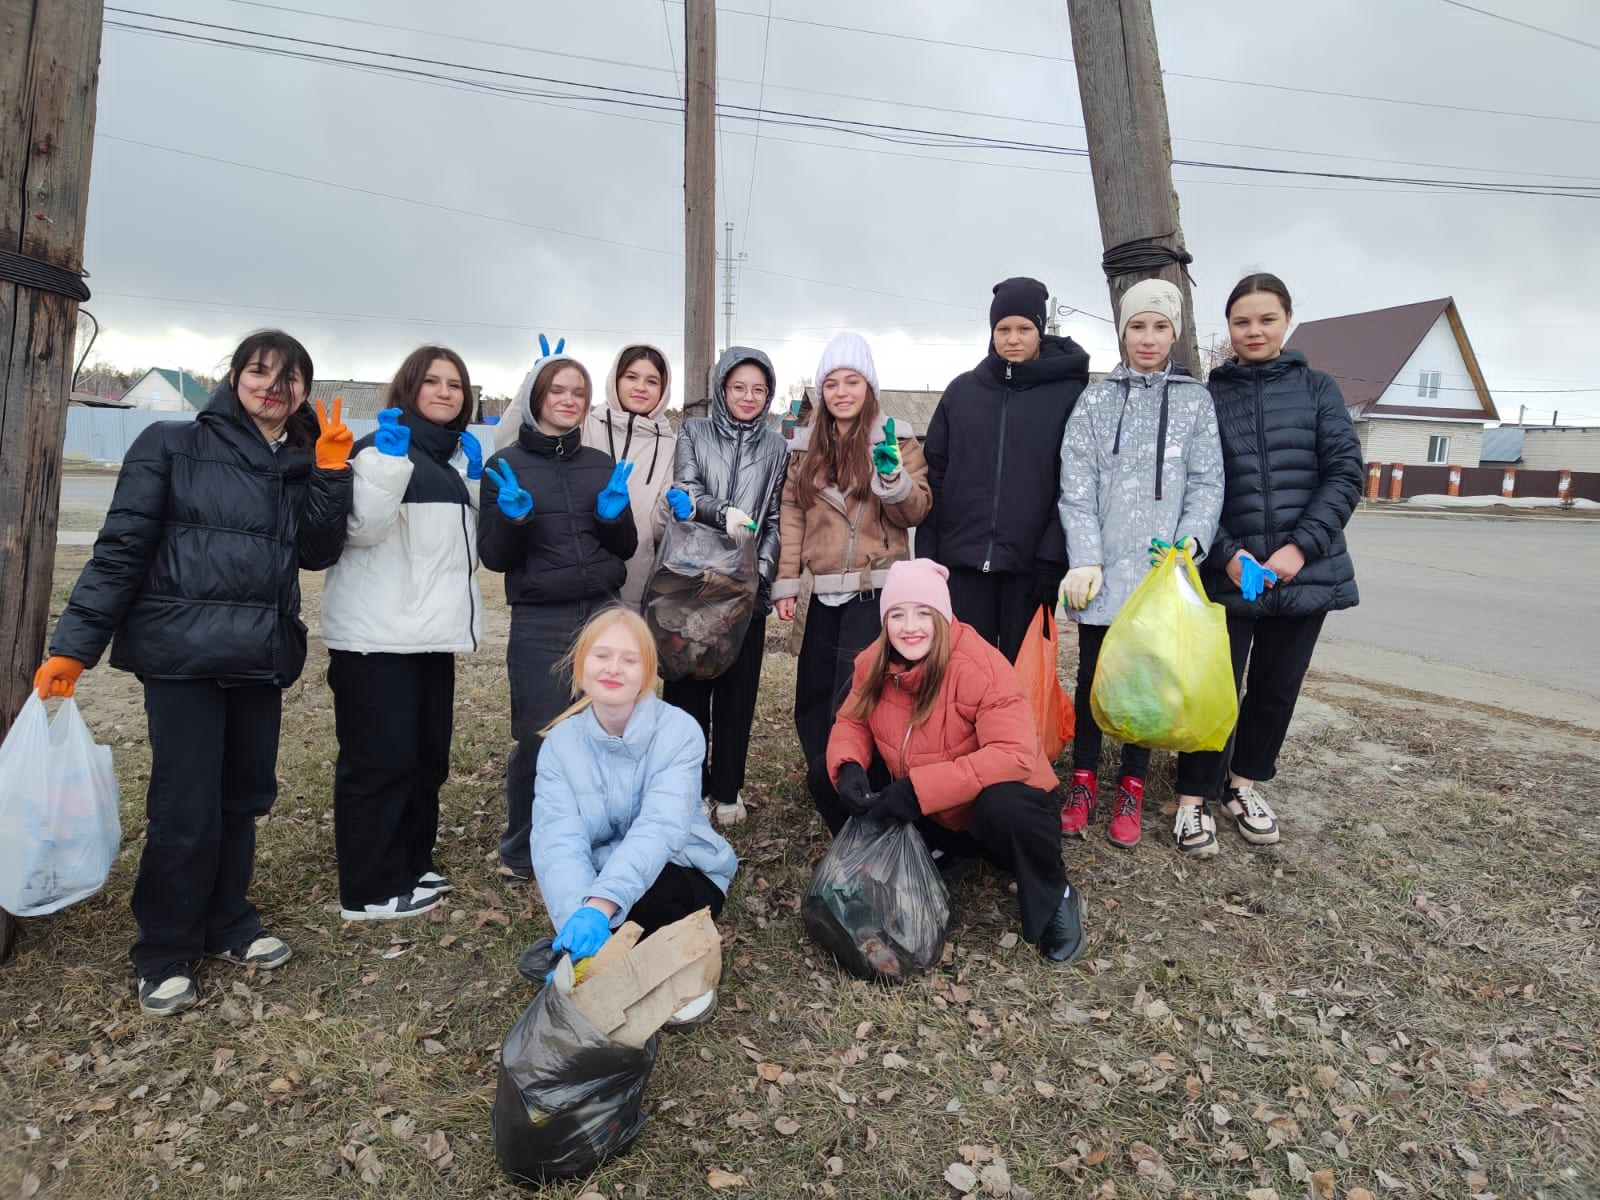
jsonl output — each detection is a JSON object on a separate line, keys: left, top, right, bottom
{"left": 1056, "top": 280, "right": 1224, "bottom": 851}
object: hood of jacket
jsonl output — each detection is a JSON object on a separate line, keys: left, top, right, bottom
{"left": 602, "top": 343, "right": 674, "bottom": 423}
{"left": 974, "top": 332, "right": 1091, "bottom": 391}
{"left": 515, "top": 352, "right": 590, "bottom": 432}
{"left": 711, "top": 345, "right": 778, "bottom": 438}
{"left": 1208, "top": 347, "right": 1309, "bottom": 389}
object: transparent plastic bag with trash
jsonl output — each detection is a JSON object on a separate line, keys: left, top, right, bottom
{"left": 643, "top": 519, "right": 760, "bottom": 681}
{"left": 0, "top": 695, "right": 121, "bottom": 917}
{"left": 801, "top": 816, "right": 950, "bottom": 982}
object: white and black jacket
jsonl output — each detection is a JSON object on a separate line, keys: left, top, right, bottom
{"left": 321, "top": 413, "right": 483, "bottom": 654}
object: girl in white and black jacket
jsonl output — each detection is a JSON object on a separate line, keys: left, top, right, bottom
{"left": 321, "top": 345, "right": 485, "bottom": 920}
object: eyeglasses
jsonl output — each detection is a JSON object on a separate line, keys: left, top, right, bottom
{"left": 727, "top": 384, "right": 769, "bottom": 400}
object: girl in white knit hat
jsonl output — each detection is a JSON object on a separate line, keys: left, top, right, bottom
{"left": 773, "top": 331, "right": 932, "bottom": 778}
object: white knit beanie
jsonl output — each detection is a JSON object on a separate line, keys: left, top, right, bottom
{"left": 1117, "top": 279, "right": 1184, "bottom": 341}
{"left": 814, "top": 331, "right": 879, "bottom": 394}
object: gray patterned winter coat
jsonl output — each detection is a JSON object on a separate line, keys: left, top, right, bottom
{"left": 1056, "top": 362, "right": 1224, "bottom": 626}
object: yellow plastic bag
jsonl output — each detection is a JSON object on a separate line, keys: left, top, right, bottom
{"left": 1089, "top": 547, "right": 1237, "bottom": 753}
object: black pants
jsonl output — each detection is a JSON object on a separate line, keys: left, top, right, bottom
{"left": 1071, "top": 622, "right": 1152, "bottom": 780}
{"left": 808, "top": 760, "right": 1068, "bottom": 945}
{"left": 944, "top": 568, "right": 1042, "bottom": 663}
{"left": 131, "top": 680, "right": 281, "bottom": 981}
{"left": 663, "top": 614, "right": 768, "bottom": 805}
{"left": 329, "top": 650, "right": 454, "bottom": 908}
{"left": 793, "top": 595, "right": 882, "bottom": 774}
{"left": 628, "top": 863, "right": 727, "bottom": 937}
{"left": 504, "top": 599, "right": 612, "bottom": 871}
{"left": 1176, "top": 611, "right": 1327, "bottom": 797}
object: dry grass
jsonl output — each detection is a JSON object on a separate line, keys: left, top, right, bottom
{"left": 2, "top": 549, "right": 1597, "bottom": 1199}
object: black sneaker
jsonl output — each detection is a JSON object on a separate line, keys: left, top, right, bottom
{"left": 1038, "top": 888, "right": 1088, "bottom": 965}
{"left": 138, "top": 974, "right": 198, "bottom": 1017}
{"left": 417, "top": 871, "right": 454, "bottom": 894}
{"left": 496, "top": 862, "right": 534, "bottom": 887}
{"left": 340, "top": 888, "right": 441, "bottom": 922}
{"left": 208, "top": 935, "right": 292, "bottom": 969}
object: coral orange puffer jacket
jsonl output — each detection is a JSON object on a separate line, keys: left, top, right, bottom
{"left": 826, "top": 619, "right": 1058, "bottom": 832}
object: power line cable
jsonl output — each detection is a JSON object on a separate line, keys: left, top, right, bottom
{"left": 738, "top": 0, "right": 774, "bottom": 265}
{"left": 1434, "top": 0, "right": 1600, "bottom": 53}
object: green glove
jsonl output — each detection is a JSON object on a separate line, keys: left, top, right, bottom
{"left": 871, "top": 417, "right": 901, "bottom": 477}
{"left": 1148, "top": 536, "right": 1195, "bottom": 567}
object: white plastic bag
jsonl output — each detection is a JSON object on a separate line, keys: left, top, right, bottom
{"left": 0, "top": 695, "right": 121, "bottom": 916}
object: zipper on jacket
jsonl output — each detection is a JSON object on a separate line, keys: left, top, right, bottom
{"left": 459, "top": 502, "right": 480, "bottom": 652}
{"left": 981, "top": 387, "right": 1010, "bottom": 572}
{"left": 1255, "top": 373, "right": 1274, "bottom": 559}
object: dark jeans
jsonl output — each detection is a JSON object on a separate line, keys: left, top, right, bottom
{"left": 1176, "top": 611, "right": 1327, "bottom": 797}
{"left": 628, "top": 863, "right": 727, "bottom": 936}
{"left": 1071, "top": 622, "right": 1152, "bottom": 781}
{"left": 504, "top": 599, "right": 611, "bottom": 871}
{"left": 329, "top": 650, "right": 454, "bottom": 908}
{"left": 663, "top": 614, "right": 768, "bottom": 805}
{"left": 131, "top": 680, "right": 281, "bottom": 981}
{"left": 944, "top": 568, "right": 1042, "bottom": 663}
{"left": 807, "top": 760, "right": 1068, "bottom": 945}
{"left": 794, "top": 594, "right": 882, "bottom": 773}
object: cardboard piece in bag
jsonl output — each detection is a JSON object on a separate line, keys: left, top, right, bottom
{"left": 559, "top": 907, "right": 722, "bottom": 1048}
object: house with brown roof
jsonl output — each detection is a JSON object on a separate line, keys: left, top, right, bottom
{"left": 1285, "top": 297, "right": 1499, "bottom": 466}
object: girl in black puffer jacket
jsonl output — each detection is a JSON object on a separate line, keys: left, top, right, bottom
{"left": 1173, "top": 274, "right": 1364, "bottom": 851}
{"left": 37, "top": 330, "right": 353, "bottom": 1015}
{"left": 478, "top": 354, "right": 637, "bottom": 884}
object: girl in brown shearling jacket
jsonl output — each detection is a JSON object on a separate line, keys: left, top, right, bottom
{"left": 772, "top": 332, "right": 932, "bottom": 776}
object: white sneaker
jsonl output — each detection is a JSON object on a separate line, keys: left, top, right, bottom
{"left": 1173, "top": 804, "right": 1219, "bottom": 858}
{"left": 417, "top": 871, "right": 454, "bottom": 894}
{"left": 662, "top": 987, "right": 718, "bottom": 1031}
{"left": 209, "top": 935, "right": 292, "bottom": 968}
{"left": 713, "top": 793, "right": 748, "bottom": 827}
{"left": 700, "top": 796, "right": 715, "bottom": 822}
{"left": 340, "top": 887, "right": 442, "bottom": 922}
{"left": 138, "top": 974, "right": 197, "bottom": 1016}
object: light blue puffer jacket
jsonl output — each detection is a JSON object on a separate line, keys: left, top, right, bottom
{"left": 531, "top": 694, "right": 738, "bottom": 930}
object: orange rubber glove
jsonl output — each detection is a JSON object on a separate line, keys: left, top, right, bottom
{"left": 314, "top": 397, "right": 353, "bottom": 470}
{"left": 34, "top": 656, "right": 84, "bottom": 699}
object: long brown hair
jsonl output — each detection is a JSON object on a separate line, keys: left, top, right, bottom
{"left": 840, "top": 611, "right": 952, "bottom": 728}
{"left": 386, "top": 345, "right": 473, "bottom": 432}
{"left": 794, "top": 385, "right": 881, "bottom": 509}
{"left": 538, "top": 607, "right": 660, "bottom": 735}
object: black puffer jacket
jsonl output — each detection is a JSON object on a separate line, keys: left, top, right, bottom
{"left": 478, "top": 420, "right": 638, "bottom": 606}
{"left": 920, "top": 333, "right": 1090, "bottom": 575}
{"left": 1202, "top": 350, "right": 1364, "bottom": 617}
{"left": 50, "top": 383, "right": 351, "bottom": 685}
{"left": 671, "top": 346, "right": 788, "bottom": 613}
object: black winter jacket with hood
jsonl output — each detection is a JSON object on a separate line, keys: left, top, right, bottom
{"left": 49, "top": 382, "right": 352, "bottom": 686}
{"left": 1202, "top": 349, "right": 1364, "bottom": 617}
{"left": 671, "top": 346, "right": 789, "bottom": 613}
{"left": 920, "top": 333, "right": 1091, "bottom": 576}
{"left": 478, "top": 354, "right": 639, "bottom": 606}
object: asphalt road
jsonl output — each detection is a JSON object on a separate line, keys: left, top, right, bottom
{"left": 1315, "top": 509, "right": 1600, "bottom": 726}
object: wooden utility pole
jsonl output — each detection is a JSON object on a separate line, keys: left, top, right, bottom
{"left": 0, "top": 1, "right": 102, "bottom": 732}
{"left": 683, "top": 0, "right": 716, "bottom": 418}
{"left": 1067, "top": 0, "right": 1201, "bottom": 374}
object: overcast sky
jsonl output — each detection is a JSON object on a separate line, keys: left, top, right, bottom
{"left": 80, "top": 0, "right": 1600, "bottom": 423}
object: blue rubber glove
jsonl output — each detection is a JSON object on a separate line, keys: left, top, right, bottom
{"left": 374, "top": 408, "right": 410, "bottom": 458}
{"left": 666, "top": 487, "right": 692, "bottom": 520}
{"left": 1239, "top": 553, "right": 1278, "bottom": 602}
{"left": 459, "top": 431, "right": 484, "bottom": 481}
{"left": 862, "top": 777, "right": 921, "bottom": 824}
{"left": 537, "top": 332, "right": 565, "bottom": 360}
{"left": 596, "top": 461, "right": 633, "bottom": 520}
{"left": 871, "top": 417, "right": 901, "bottom": 477}
{"left": 552, "top": 905, "right": 611, "bottom": 962}
{"left": 487, "top": 460, "right": 533, "bottom": 521}
{"left": 1148, "top": 536, "right": 1195, "bottom": 568}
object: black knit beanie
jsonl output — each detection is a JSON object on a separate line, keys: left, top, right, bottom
{"left": 989, "top": 276, "right": 1049, "bottom": 334}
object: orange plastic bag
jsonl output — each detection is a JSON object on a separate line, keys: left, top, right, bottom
{"left": 1015, "top": 603, "right": 1075, "bottom": 761}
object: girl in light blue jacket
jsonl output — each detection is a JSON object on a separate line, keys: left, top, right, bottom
{"left": 531, "top": 608, "right": 737, "bottom": 1027}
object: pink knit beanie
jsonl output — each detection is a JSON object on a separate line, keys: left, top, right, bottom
{"left": 879, "top": 559, "right": 954, "bottom": 623}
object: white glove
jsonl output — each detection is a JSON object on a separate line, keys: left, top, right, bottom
{"left": 725, "top": 506, "right": 756, "bottom": 537}
{"left": 1063, "top": 565, "right": 1103, "bottom": 610}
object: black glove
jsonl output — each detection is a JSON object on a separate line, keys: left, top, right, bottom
{"left": 836, "top": 762, "right": 872, "bottom": 815}
{"left": 1033, "top": 563, "right": 1065, "bottom": 611}
{"left": 863, "top": 776, "right": 921, "bottom": 824}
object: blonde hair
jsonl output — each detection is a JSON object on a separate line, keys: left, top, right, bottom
{"left": 538, "top": 607, "right": 660, "bottom": 735}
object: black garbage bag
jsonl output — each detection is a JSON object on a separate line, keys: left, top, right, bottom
{"left": 801, "top": 816, "right": 951, "bottom": 982}
{"left": 491, "top": 977, "right": 659, "bottom": 1184}
{"left": 644, "top": 519, "right": 759, "bottom": 681}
